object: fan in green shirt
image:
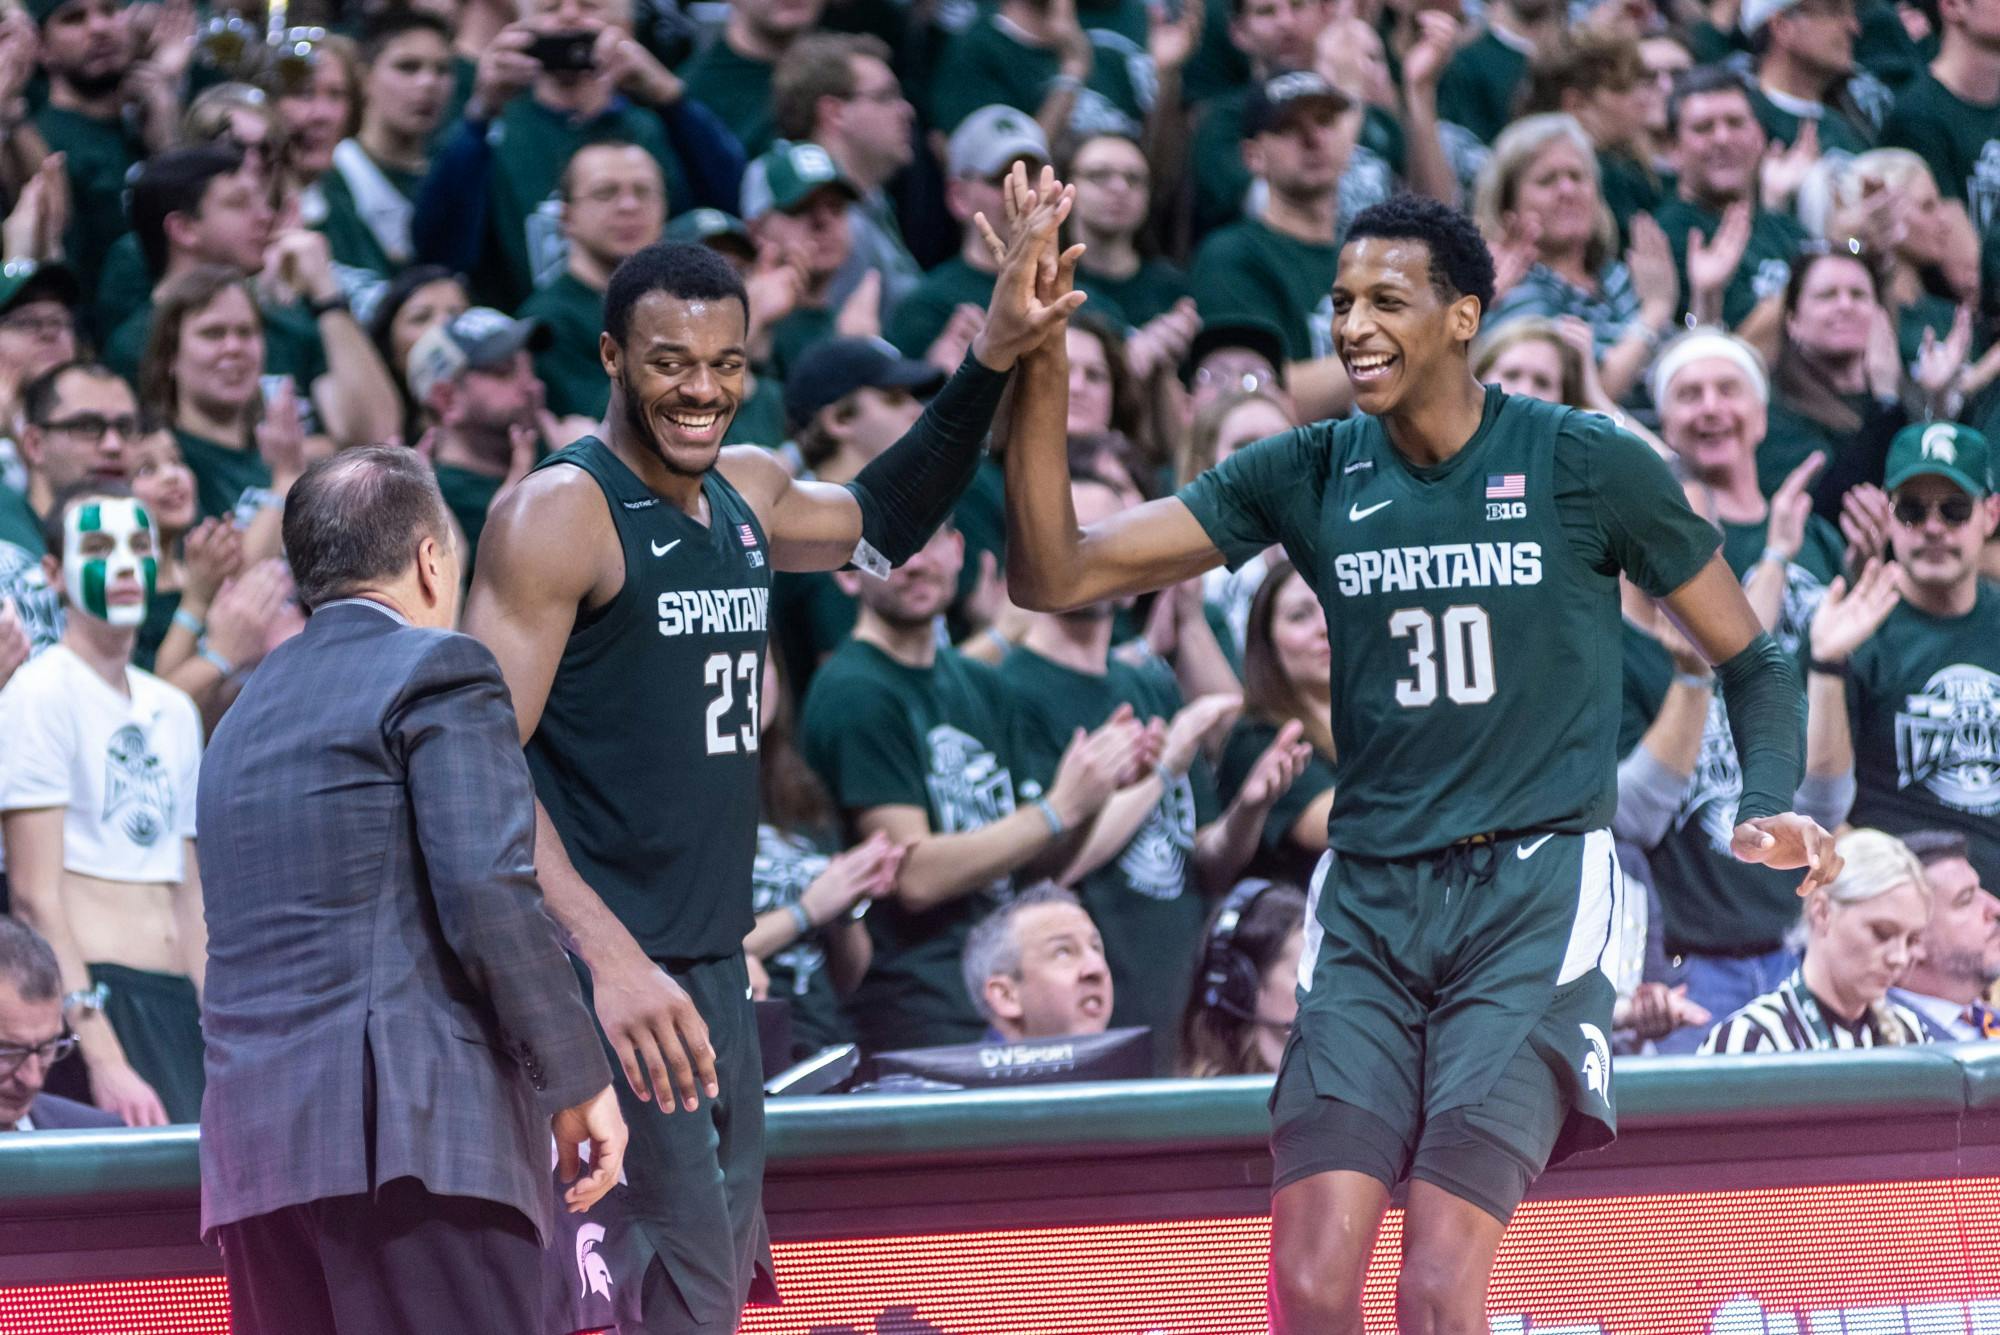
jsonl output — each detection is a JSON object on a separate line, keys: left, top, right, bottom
{"left": 996, "top": 477, "right": 1310, "bottom": 1071}
{"left": 518, "top": 142, "right": 667, "bottom": 419}
{"left": 1067, "top": 131, "right": 1193, "bottom": 330}
{"left": 1882, "top": 62, "right": 2000, "bottom": 233}
{"left": 406, "top": 307, "right": 555, "bottom": 573}
{"left": 888, "top": 107, "right": 1050, "bottom": 362}
{"left": 928, "top": 0, "right": 1150, "bottom": 137}
{"left": 798, "top": 525, "right": 1136, "bottom": 1052}
{"left": 1190, "top": 73, "right": 1350, "bottom": 361}
{"left": 743, "top": 141, "right": 862, "bottom": 382}
{"left": 678, "top": 0, "right": 827, "bottom": 157}
{"left": 1742, "top": 0, "right": 1882, "bottom": 163}
{"left": 1436, "top": 0, "right": 1563, "bottom": 145}
{"left": 1654, "top": 69, "right": 1809, "bottom": 328}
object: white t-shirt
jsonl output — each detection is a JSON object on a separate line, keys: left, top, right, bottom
{"left": 0, "top": 645, "right": 201, "bottom": 883}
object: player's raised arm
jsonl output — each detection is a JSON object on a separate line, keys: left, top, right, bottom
{"left": 1658, "top": 554, "right": 1840, "bottom": 894}
{"left": 996, "top": 170, "right": 1226, "bottom": 614}
{"left": 719, "top": 168, "right": 1086, "bottom": 575}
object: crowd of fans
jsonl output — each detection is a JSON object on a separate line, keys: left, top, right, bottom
{"left": 0, "top": 0, "right": 1998, "bottom": 1129}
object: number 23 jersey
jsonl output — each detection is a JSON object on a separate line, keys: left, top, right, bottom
{"left": 1179, "top": 385, "right": 1720, "bottom": 859}
{"left": 525, "top": 436, "right": 772, "bottom": 960}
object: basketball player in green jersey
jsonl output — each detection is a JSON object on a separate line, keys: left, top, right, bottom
{"left": 462, "top": 177, "right": 1084, "bottom": 1332}
{"left": 998, "top": 192, "right": 1842, "bottom": 1333}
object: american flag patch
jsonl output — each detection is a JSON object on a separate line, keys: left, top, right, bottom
{"left": 738, "top": 523, "right": 758, "bottom": 547}
{"left": 1485, "top": 474, "right": 1525, "bottom": 499}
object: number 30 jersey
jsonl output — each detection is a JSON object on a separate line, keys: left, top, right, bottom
{"left": 1179, "top": 386, "right": 1720, "bottom": 859}
{"left": 526, "top": 436, "right": 772, "bottom": 960}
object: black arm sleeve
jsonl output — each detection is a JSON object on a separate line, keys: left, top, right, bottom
{"left": 1716, "top": 631, "right": 1806, "bottom": 825}
{"left": 843, "top": 351, "right": 1009, "bottom": 571}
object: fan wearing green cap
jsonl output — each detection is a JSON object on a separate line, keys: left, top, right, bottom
{"left": 29, "top": 0, "right": 166, "bottom": 305}
{"left": 741, "top": 140, "right": 861, "bottom": 381}
{"left": 519, "top": 142, "right": 667, "bottom": 420}
{"left": 1808, "top": 421, "right": 2000, "bottom": 891}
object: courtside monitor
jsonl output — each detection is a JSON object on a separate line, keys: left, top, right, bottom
{"left": 864, "top": 1027, "right": 1152, "bottom": 1089}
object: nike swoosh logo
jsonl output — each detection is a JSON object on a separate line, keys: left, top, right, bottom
{"left": 1517, "top": 833, "right": 1556, "bottom": 861}
{"left": 1348, "top": 499, "right": 1393, "bottom": 521}
{"left": 651, "top": 539, "right": 682, "bottom": 557}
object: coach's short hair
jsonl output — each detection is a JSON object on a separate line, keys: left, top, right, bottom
{"left": 0, "top": 918, "right": 61, "bottom": 1003}
{"left": 961, "top": 884, "right": 1086, "bottom": 1021}
{"left": 283, "top": 446, "right": 452, "bottom": 611}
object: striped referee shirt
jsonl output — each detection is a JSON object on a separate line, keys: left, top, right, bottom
{"left": 1698, "top": 967, "right": 1929, "bottom": 1054}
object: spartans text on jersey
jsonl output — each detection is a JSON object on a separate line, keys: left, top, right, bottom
{"left": 658, "top": 587, "right": 771, "bottom": 638}
{"left": 1333, "top": 541, "right": 1544, "bottom": 598}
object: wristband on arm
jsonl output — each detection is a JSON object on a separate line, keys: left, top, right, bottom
{"left": 1715, "top": 630, "right": 1806, "bottom": 825}
{"left": 842, "top": 351, "right": 1010, "bottom": 576}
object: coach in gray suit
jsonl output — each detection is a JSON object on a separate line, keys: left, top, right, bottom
{"left": 198, "top": 446, "right": 627, "bottom": 1334}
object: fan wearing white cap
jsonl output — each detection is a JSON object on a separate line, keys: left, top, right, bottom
{"left": 1743, "top": 0, "right": 1874, "bottom": 161}
{"left": 1635, "top": 327, "right": 1852, "bottom": 1049}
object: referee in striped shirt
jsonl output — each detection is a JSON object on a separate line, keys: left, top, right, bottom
{"left": 1700, "top": 830, "right": 1932, "bottom": 1054}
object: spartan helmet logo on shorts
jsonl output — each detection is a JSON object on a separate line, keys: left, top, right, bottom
{"left": 576, "top": 1222, "right": 614, "bottom": 1300}
{"left": 1578, "top": 1023, "right": 1610, "bottom": 1099}
{"left": 1896, "top": 665, "right": 2000, "bottom": 816}
{"left": 102, "top": 723, "right": 172, "bottom": 847}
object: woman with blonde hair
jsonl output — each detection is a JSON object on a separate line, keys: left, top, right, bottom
{"left": 1473, "top": 317, "right": 1669, "bottom": 455}
{"left": 1700, "top": 829, "right": 1932, "bottom": 1052}
{"left": 1475, "top": 112, "right": 1677, "bottom": 402}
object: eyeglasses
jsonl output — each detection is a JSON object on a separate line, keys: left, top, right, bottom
{"left": 842, "top": 86, "right": 906, "bottom": 106}
{"left": 0, "top": 310, "right": 74, "bottom": 340}
{"left": 1193, "top": 367, "right": 1279, "bottom": 395}
{"left": 1893, "top": 495, "right": 1976, "bottom": 527}
{"left": 0, "top": 1031, "right": 77, "bottom": 1079}
{"left": 41, "top": 413, "right": 145, "bottom": 443}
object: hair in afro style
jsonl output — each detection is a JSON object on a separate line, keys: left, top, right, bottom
{"left": 1343, "top": 194, "right": 1496, "bottom": 324}
{"left": 604, "top": 241, "right": 750, "bottom": 347}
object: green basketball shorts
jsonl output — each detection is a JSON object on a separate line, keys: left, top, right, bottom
{"left": 1270, "top": 829, "right": 1625, "bottom": 1222}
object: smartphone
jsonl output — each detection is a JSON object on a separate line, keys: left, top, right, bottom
{"left": 528, "top": 30, "right": 597, "bottom": 73}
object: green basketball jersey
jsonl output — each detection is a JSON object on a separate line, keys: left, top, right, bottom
{"left": 524, "top": 437, "right": 772, "bottom": 961}
{"left": 1178, "top": 386, "right": 1719, "bottom": 858}
{"left": 1847, "top": 582, "right": 2000, "bottom": 890}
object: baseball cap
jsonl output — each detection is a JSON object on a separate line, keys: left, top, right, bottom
{"left": 406, "top": 307, "right": 552, "bottom": 405}
{"left": 1741, "top": 0, "right": 1805, "bottom": 32}
{"left": 664, "top": 208, "right": 755, "bottom": 257}
{"left": 27, "top": 0, "right": 124, "bottom": 25}
{"left": 0, "top": 260, "right": 81, "bottom": 316}
{"left": 947, "top": 105, "right": 1051, "bottom": 180}
{"left": 1182, "top": 318, "right": 1288, "bottom": 388}
{"left": 740, "top": 141, "right": 859, "bottom": 222}
{"left": 1884, "top": 421, "right": 1992, "bottom": 498}
{"left": 784, "top": 337, "right": 946, "bottom": 432}
{"left": 1242, "top": 70, "right": 1350, "bottom": 139}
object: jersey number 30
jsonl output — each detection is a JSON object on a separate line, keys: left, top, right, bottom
{"left": 704, "top": 651, "right": 761, "bottom": 754}
{"left": 1389, "top": 606, "right": 1496, "bottom": 707}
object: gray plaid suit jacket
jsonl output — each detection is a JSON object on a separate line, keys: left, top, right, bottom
{"left": 196, "top": 600, "right": 610, "bottom": 1244}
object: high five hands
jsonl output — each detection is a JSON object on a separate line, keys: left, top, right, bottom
{"left": 971, "top": 162, "right": 1089, "bottom": 371}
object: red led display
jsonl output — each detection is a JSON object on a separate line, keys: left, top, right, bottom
{"left": 3, "top": 1177, "right": 1997, "bottom": 1334}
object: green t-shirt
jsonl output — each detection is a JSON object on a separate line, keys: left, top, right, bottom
{"left": 106, "top": 296, "right": 330, "bottom": 400}
{"left": 1436, "top": 27, "right": 1531, "bottom": 144}
{"left": 1653, "top": 196, "right": 1809, "bottom": 328}
{"left": 722, "top": 372, "right": 788, "bottom": 448}
{"left": 768, "top": 305, "right": 837, "bottom": 383}
{"left": 1180, "top": 0, "right": 1247, "bottom": 107}
{"left": 1216, "top": 714, "right": 1336, "bottom": 890}
{"left": 0, "top": 483, "right": 60, "bottom": 652}
{"left": 1189, "top": 218, "right": 1336, "bottom": 362}
{"left": 1637, "top": 513, "right": 1841, "bottom": 956}
{"left": 91, "top": 233, "right": 151, "bottom": 349}
{"left": 678, "top": 40, "right": 778, "bottom": 158}
{"left": 519, "top": 270, "right": 609, "bottom": 419}
{"left": 481, "top": 97, "right": 688, "bottom": 310}
{"left": 313, "top": 151, "right": 425, "bottom": 279}
{"left": 1189, "top": 95, "right": 1405, "bottom": 238}
{"left": 750, "top": 823, "right": 856, "bottom": 1057}
{"left": 1176, "top": 387, "right": 1720, "bottom": 857}
{"left": 1075, "top": 257, "right": 1191, "bottom": 332}
{"left": 1750, "top": 87, "right": 1874, "bottom": 160}
{"left": 998, "top": 645, "right": 1220, "bottom": 1069}
{"left": 886, "top": 257, "right": 994, "bottom": 361}
{"left": 134, "top": 585, "right": 180, "bottom": 673}
{"left": 1882, "top": 69, "right": 2000, "bottom": 233}
{"left": 1757, "top": 392, "right": 1882, "bottom": 498}
{"left": 36, "top": 105, "right": 143, "bottom": 305}
{"left": 800, "top": 639, "right": 1023, "bottom": 1051}
{"left": 928, "top": 8, "right": 1147, "bottom": 136}
{"left": 949, "top": 454, "right": 1005, "bottom": 624}
{"left": 176, "top": 427, "right": 271, "bottom": 524}
{"left": 1846, "top": 582, "right": 2000, "bottom": 890}
{"left": 770, "top": 568, "right": 856, "bottom": 700}
{"left": 1599, "top": 149, "right": 1666, "bottom": 246}
{"left": 433, "top": 462, "right": 502, "bottom": 572}
{"left": 1855, "top": 0, "right": 1927, "bottom": 87}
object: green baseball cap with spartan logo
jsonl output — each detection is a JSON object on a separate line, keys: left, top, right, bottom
{"left": 1884, "top": 421, "right": 1993, "bottom": 498}
{"left": 740, "top": 141, "right": 858, "bottom": 221}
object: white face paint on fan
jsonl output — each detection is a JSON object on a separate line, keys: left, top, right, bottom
{"left": 62, "top": 496, "right": 156, "bottom": 628}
